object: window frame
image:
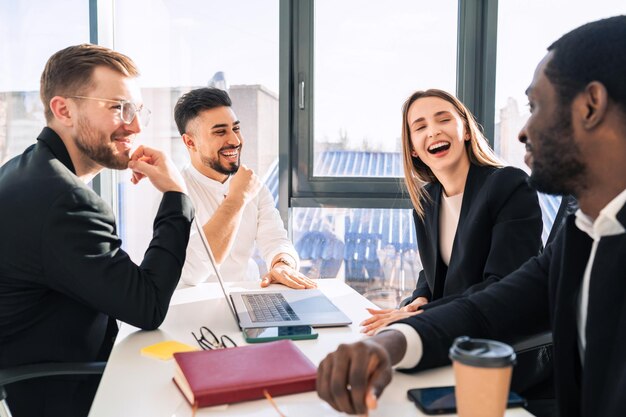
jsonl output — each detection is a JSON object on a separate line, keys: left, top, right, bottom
{"left": 278, "top": 0, "right": 498, "bottom": 220}
{"left": 90, "top": 0, "right": 119, "bottom": 216}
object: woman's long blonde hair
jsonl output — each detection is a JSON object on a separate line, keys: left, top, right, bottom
{"left": 401, "top": 89, "right": 503, "bottom": 218}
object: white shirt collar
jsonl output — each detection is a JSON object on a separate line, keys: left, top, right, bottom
{"left": 574, "top": 187, "right": 626, "bottom": 240}
{"left": 185, "top": 163, "right": 231, "bottom": 195}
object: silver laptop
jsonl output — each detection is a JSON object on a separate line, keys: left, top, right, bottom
{"left": 193, "top": 219, "right": 352, "bottom": 329}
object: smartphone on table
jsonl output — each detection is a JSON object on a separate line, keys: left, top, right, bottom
{"left": 243, "top": 325, "right": 319, "bottom": 343}
{"left": 407, "top": 386, "right": 526, "bottom": 415}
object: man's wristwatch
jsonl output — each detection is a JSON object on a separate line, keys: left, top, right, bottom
{"left": 272, "top": 256, "right": 296, "bottom": 270}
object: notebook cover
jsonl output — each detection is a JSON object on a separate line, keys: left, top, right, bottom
{"left": 172, "top": 339, "right": 317, "bottom": 407}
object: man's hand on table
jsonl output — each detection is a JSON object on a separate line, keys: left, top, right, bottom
{"left": 260, "top": 263, "right": 317, "bottom": 289}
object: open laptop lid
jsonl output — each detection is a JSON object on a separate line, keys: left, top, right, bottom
{"left": 193, "top": 218, "right": 241, "bottom": 328}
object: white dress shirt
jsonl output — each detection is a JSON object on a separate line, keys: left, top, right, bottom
{"left": 385, "top": 188, "right": 626, "bottom": 370}
{"left": 180, "top": 164, "right": 299, "bottom": 285}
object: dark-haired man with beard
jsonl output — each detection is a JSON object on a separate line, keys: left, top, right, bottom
{"left": 174, "top": 88, "right": 315, "bottom": 289}
{"left": 316, "top": 15, "right": 626, "bottom": 417}
{"left": 0, "top": 44, "right": 194, "bottom": 417}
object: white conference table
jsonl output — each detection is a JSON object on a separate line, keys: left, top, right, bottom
{"left": 89, "top": 279, "right": 532, "bottom": 417}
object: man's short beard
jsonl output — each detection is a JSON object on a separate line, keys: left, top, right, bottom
{"left": 528, "top": 103, "right": 587, "bottom": 197}
{"left": 201, "top": 155, "right": 240, "bottom": 176}
{"left": 74, "top": 116, "right": 130, "bottom": 170}
{"left": 200, "top": 144, "right": 241, "bottom": 176}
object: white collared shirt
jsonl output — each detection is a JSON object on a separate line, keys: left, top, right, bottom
{"left": 180, "top": 164, "right": 298, "bottom": 285}
{"left": 385, "top": 188, "right": 626, "bottom": 370}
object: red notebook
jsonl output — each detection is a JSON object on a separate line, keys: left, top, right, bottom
{"left": 172, "top": 339, "right": 317, "bottom": 407}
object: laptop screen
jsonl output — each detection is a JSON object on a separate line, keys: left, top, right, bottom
{"left": 192, "top": 218, "right": 239, "bottom": 326}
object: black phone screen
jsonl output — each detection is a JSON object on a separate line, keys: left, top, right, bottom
{"left": 407, "top": 386, "right": 526, "bottom": 415}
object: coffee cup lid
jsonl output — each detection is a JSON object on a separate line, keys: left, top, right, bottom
{"left": 449, "top": 336, "right": 516, "bottom": 368}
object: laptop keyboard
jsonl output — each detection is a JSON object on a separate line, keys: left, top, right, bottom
{"left": 243, "top": 293, "right": 300, "bottom": 322}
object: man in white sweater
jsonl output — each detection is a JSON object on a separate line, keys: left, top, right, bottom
{"left": 174, "top": 87, "right": 315, "bottom": 289}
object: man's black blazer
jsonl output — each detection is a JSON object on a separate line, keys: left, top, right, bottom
{"left": 399, "top": 208, "right": 626, "bottom": 416}
{"left": 0, "top": 128, "right": 194, "bottom": 415}
{"left": 411, "top": 164, "right": 543, "bottom": 307}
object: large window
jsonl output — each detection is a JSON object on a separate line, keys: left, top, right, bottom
{"left": 312, "top": 0, "right": 458, "bottom": 177}
{"left": 112, "top": 0, "right": 279, "bottom": 263}
{"left": 291, "top": 0, "right": 460, "bottom": 198}
{"left": 0, "top": 1, "right": 89, "bottom": 166}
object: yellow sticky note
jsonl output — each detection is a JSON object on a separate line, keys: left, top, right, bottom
{"left": 141, "top": 340, "right": 199, "bottom": 360}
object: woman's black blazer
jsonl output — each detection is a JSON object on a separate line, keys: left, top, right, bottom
{"left": 411, "top": 163, "right": 543, "bottom": 308}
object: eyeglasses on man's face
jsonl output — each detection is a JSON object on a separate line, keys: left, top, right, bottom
{"left": 191, "top": 326, "right": 237, "bottom": 350}
{"left": 68, "top": 95, "right": 151, "bottom": 127}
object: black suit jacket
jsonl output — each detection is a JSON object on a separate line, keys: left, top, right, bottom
{"left": 399, "top": 208, "right": 626, "bottom": 417}
{"left": 411, "top": 164, "right": 543, "bottom": 308}
{"left": 0, "top": 128, "right": 194, "bottom": 416}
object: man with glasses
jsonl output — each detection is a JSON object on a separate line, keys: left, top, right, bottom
{"left": 317, "top": 15, "right": 626, "bottom": 417}
{"left": 0, "top": 44, "right": 194, "bottom": 417}
{"left": 174, "top": 88, "right": 316, "bottom": 289}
